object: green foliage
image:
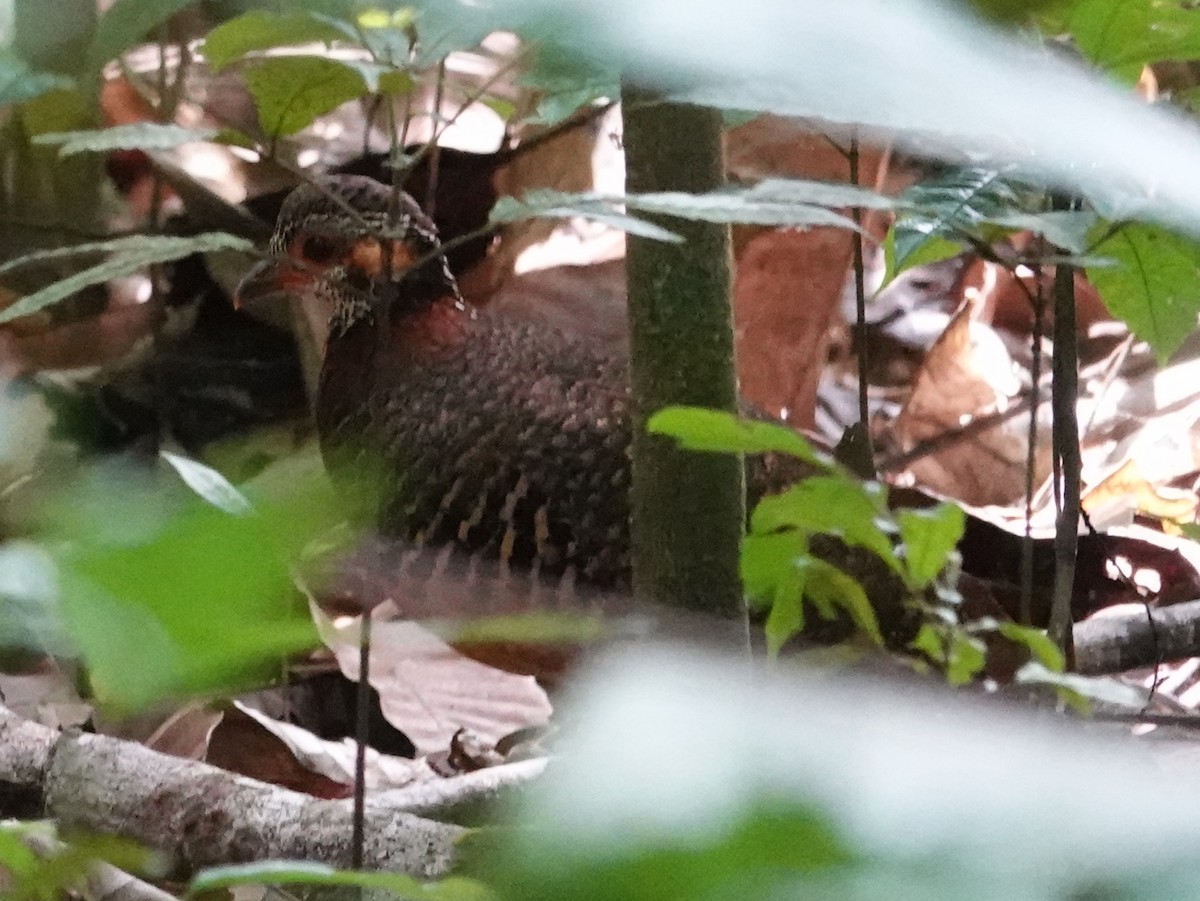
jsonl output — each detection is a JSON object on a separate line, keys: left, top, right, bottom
{"left": 1067, "top": 0, "right": 1200, "bottom": 79}
{"left": 202, "top": 10, "right": 355, "bottom": 72}
{"left": 651, "top": 407, "right": 965, "bottom": 654}
{"left": 243, "top": 56, "right": 370, "bottom": 137}
{"left": 491, "top": 192, "right": 683, "bottom": 243}
{"left": 0, "top": 823, "right": 162, "bottom": 901}
{"left": 191, "top": 860, "right": 494, "bottom": 900}
{"left": 649, "top": 407, "right": 833, "bottom": 463}
{"left": 0, "top": 234, "right": 254, "bottom": 324}
{"left": 883, "top": 166, "right": 1096, "bottom": 284}
{"left": 43, "top": 450, "right": 332, "bottom": 711}
{"left": 85, "top": 0, "right": 196, "bottom": 74}
{"left": 33, "top": 123, "right": 219, "bottom": 156}
{"left": 1087, "top": 221, "right": 1200, "bottom": 363}
{"left": 0, "top": 541, "right": 69, "bottom": 657}
{"left": 1015, "top": 660, "right": 1147, "bottom": 712}
{"left": 492, "top": 181, "right": 874, "bottom": 240}
{"left": 0, "top": 50, "right": 72, "bottom": 105}
{"left": 493, "top": 802, "right": 857, "bottom": 901}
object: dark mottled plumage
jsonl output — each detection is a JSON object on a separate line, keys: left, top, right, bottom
{"left": 263, "top": 177, "right": 635, "bottom": 588}
{"left": 256, "top": 176, "right": 810, "bottom": 594}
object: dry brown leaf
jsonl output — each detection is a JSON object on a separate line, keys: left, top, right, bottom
{"left": 890, "top": 302, "right": 1048, "bottom": 506}
{"left": 313, "top": 602, "right": 552, "bottom": 756}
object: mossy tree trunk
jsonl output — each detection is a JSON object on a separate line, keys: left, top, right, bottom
{"left": 622, "top": 89, "right": 745, "bottom": 618}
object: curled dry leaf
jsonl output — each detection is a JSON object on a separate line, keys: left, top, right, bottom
{"left": 889, "top": 302, "right": 1047, "bottom": 506}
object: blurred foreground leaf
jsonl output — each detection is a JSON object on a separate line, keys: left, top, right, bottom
{"left": 0, "top": 50, "right": 71, "bottom": 104}
{"left": 33, "top": 123, "right": 218, "bottom": 156}
{"left": 485, "top": 647, "right": 1200, "bottom": 900}
{"left": 49, "top": 450, "right": 332, "bottom": 710}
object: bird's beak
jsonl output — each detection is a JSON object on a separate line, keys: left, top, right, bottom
{"left": 234, "top": 258, "right": 294, "bottom": 308}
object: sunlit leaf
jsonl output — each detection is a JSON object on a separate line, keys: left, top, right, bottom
{"left": 33, "top": 123, "right": 218, "bottom": 156}
{"left": 160, "top": 451, "right": 253, "bottom": 516}
{"left": 648, "top": 407, "right": 831, "bottom": 467}
{"left": 898, "top": 504, "right": 965, "bottom": 589}
{"left": 1088, "top": 221, "right": 1200, "bottom": 363}
{"left": 491, "top": 194, "right": 681, "bottom": 242}
{"left": 492, "top": 184, "right": 867, "bottom": 234}
{"left": 764, "top": 588, "right": 805, "bottom": 657}
{"left": 751, "top": 477, "right": 897, "bottom": 570}
{"left": 1015, "top": 661, "right": 1147, "bottom": 713}
{"left": 740, "top": 530, "right": 807, "bottom": 607}
{"left": 945, "top": 631, "right": 986, "bottom": 685}
{"left": 243, "top": 56, "right": 368, "bottom": 137}
{"left": 0, "top": 234, "right": 254, "bottom": 324}
{"left": 201, "top": 10, "right": 355, "bottom": 72}
{"left": 996, "top": 621, "right": 1065, "bottom": 672}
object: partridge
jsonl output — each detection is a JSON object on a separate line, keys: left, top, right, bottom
{"left": 239, "top": 175, "right": 641, "bottom": 590}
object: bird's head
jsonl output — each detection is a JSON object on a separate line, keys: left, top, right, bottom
{"left": 237, "top": 175, "right": 464, "bottom": 336}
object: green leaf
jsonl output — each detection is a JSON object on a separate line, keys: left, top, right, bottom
{"left": 201, "top": 10, "right": 354, "bottom": 72}
{"left": 750, "top": 477, "right": 898, "bottom": 571}
{"left": 890, "top": 167, "right": 1017, "bottom": 274}
{"left": 492, "top": 185, "right": 866, "bottom": 234}
{"left": 985, "top": 210, "right": 1098, "bottom": 254}
{"left": 945, "top": 631, "right": 986, "bottom": 685}
{"left": 0, "top": 50, "right": 71, "bottom": 104}
{"left": 882, "top": 227, "right": 962, "bottom": 285}
{"left": 243, "top": 56, "right": 368, "bottom": 137}
{"left": 797, "top": 557, "right": 884, "bottom": 646}
{"left": 996, "top": 621, "right": 1065, "bottom": 672}
{"left": 0, "top": 824, "right": 162, "bottom": 901}
{"left": 1069, "top": 0, "right": 1200, "bottom": 78}
{"left": 625, "top": 187, "right": 865, "bottom": 230}
{"left": 87, "top": 0, "right": 196, "bottom": 72}
{"left": 764, "top": 586, "right": 805, "bottom": 657}
{"left": 160, "top": 451, "right": 252, "bottom": 516}
{"left": 898, "top": 503, "right": 965, "bottom": 589}
{"left": 33, "top": 123, "right": 217, "bottom": 156}
{"left": 910, "top": 623, "right": 947, "bottom": 663}
{"left": 1015, "top": 661, "right": 1147, "bottom": 714}
{"left": 0, "top": 540, "right": 70, "bottom": 657}
{"left": 1088, "top": 221, "right": 1200, "bottom": 363}
{"left": 740, "top": 530, "right": 807, "bottom": 606}
{"left": 0, "top": 233, "right": 254, "bottom": 324}
{"left": 648, "top": 407, "right": 831, "bottom": 467}
{"left": 473, "top": 0, "right": 1200, "bottom": 241}
{"left": 192, "top": 861, "right": 494, "bottom": 900}
{"left": 497, "top": 800, "right": 856, "bottom": 901}
{"left": 49, "top": 453, "right": 330, "bottom": 710}
{"left": 491, "top": 193, "right": 682, "bottom": 242}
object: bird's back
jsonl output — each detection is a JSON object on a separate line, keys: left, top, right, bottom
{"left": 319, "top": 302, "right": 635, "bottom": 590}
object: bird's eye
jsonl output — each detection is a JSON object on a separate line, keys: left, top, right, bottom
{"left": 301, "top": 235, "right": 340, "bottom": 264}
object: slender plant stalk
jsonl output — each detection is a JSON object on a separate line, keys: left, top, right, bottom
{"left": 1049, "top": 196, "right": 1081, "bottom": 654}
{"left": 351, "top": 613, "right": 371, "bottom": 870}
{"left": 1021, "top": 267, "right": 1046, "bottom": 625}
{"left": 622, "top": 89, "right": 744, "bottom": 618}
{"left": 848, "top": 137, "right": 873, "bottom": 445}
